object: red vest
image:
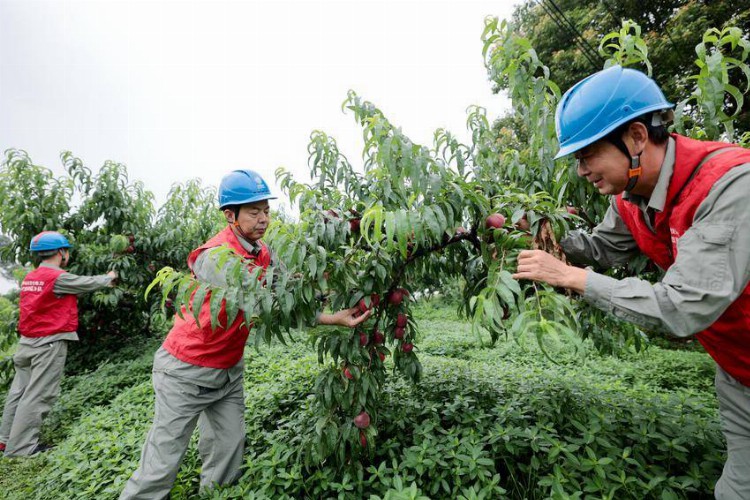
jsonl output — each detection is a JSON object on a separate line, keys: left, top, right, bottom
{"left": 616, "top": 134, "right": 750, "bottom": 386}
{"left": 19, "top": 266, "right": 78, "bottom": 337}
{"left": 162, "top": 226, "right": 271, "bottom": 369}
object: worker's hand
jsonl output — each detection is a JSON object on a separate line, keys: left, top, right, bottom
{"left": 318, "top": 307, "right": 372, "bottom": 328}
{"left": 512, "top": 250, "right": 587, "bottom": 293}
{"left": 107, "top": 270, "right": 118, "bottom": 286}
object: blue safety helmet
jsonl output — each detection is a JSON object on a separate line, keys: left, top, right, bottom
{"left": 554, "top": 65, "right": 673, "bottom": 159}
{"left": 29, "top": 231, "right": 71, "bottom": 253}
{"left": 218, "top": 170, "right": 277, "bottom": 210}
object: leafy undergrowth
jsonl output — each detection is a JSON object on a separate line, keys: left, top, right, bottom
{"left": 0, "top": 301, "right": 722, "bottom": 499}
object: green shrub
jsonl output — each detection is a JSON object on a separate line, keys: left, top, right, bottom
{"left": 0, "top": 309, "right": 722, "bottom": 500}
{"left": 208, "top": 352, "right": 722, "bottom": 499}
{"left": 0, "top": 294, "right": 18, "bottom": 389}
{"left": 41, "top": 337, "right": 160, "bottom": 443}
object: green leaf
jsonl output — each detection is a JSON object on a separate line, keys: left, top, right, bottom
{"left": 225, "top": 287, "right": 240, "bottom": 327}
{"left": 209, "top": 288, "right": 226, "bottom": 331}
{"left": 191, "top": 283, "right": 210, "bottom": 328}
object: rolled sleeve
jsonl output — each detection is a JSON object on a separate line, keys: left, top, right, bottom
{"left": 193, "top": 245, "right": 283, "bottom": 289}
{"left": 192, "top": 249, "right": 231, "bottom": 287}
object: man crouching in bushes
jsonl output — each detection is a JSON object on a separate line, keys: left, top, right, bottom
{"left": 120, "top": 170, "right": 369, "bottom": 499}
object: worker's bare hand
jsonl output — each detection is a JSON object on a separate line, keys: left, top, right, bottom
{"left": 319, "top": 307, "right": 372, "bottom": 328}
{"left": 513, "top": 250, "right": 587, "bottom": 293}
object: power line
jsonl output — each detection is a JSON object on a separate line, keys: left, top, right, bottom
{"left": 546, "top": 0, "right": 603, "bottom": 65}
{"left": 538, "top": 2, "right": 598, "bottom": 68}
{"left": 598, "top": 0, "right": 679, "bottom": 53}
{"left": 537, "top": 0, "right": 603, "bottom": 71}
{"left": 542, "top": 0, "right": 602, "bottom": 68}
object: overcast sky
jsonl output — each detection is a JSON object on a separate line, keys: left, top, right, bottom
{"left": 0, "top": 0, "right": 517, "bottom": 291}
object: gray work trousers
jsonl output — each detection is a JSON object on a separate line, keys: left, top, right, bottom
{"left": 0, "top": 340, "right": 68, "bottom": 456}
{"left": 119, "top": 361, "right": 245, "bottom": 499}
{"left": 715, "top": 366, "right": 750, "bottom": 500}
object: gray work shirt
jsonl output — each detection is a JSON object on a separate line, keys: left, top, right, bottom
{"left": 560, "top": 137, "right": 750, "bottom": 336}
{"left": 156, "top": 230, "right": 270, "bottom": 388}
{"left": 191, "top": 234, "right": 281, "bottom": 288}
{"left": 19, "top": 263, "right": 113, "bottom": 347}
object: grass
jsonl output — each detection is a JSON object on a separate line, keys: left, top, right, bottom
{"left": 0, "top": 299, "right": 720, "bottom": 499}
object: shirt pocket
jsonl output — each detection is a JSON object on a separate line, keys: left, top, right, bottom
{"left": 671, "top": 223, "right": 734, "bottom": 292}
{"left": 697, "top": 224, "right": 734, "bottom": 244}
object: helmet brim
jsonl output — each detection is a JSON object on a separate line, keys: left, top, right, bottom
{"left": 219, "top": 194, "right": 278, "bottom": 210}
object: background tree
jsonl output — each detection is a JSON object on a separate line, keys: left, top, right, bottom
{"left": 0, "top": 150, "right": 224, "bottom": 383}
{"left": 508, "top": 0, "right": 750, "bottom": 133}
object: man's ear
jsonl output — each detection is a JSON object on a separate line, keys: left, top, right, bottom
{"left": 223, "top": 208, "right": 235, "bottom": 224}
{"left": 626, "top": 121, "right": 649, "bottom": 153}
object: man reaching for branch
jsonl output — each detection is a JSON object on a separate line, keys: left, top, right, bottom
{"left": 513, "top": 66, "right": 750, "bottom": 500}
{"left": 120, "top": 170, "right": 368, "bottom": 500}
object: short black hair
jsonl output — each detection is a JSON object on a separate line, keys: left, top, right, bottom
{"left": 32, "top": 249, "right": 60, "bottom": 265}
{"left": 220, "top": 205, "right": 242, "bottom": 222}
{"left": 607, "top": 112, "right": 670, "bottom": 146}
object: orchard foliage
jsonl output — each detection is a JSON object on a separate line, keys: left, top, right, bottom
{"left": 0, "top": 295, "right": 17, "bottom": 388}
{"left": 145, "top": 17, "right": 750, "bottom": 466}
{"left": 508, "top": 0, "right": 750, "bottom": 134}
{"left": 673, "top": 26, "right": 750, "bottom": 142}
{"left": 0, "top": 305, "right": 723, "bottom": 499}
{"left": 0, "top": 11, "right": 747, "bottom": 485}
{"left": 0, "top": 150, "right": 224, "bottom": 384}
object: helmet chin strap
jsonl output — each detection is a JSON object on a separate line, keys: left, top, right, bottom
{"left": 232, "top": 220, "right": 255, "bottom": 242}
{"left": 607, "top": 135, "right": 642, "bottom": 192}
{"left": 625, "top": 154, "right": 643, "bottom": 192}
{"left": 231, "top": 208, "right": 256, "bottom": 243}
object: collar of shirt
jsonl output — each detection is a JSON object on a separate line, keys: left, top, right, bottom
{"left": 621, "top": 136, "right": 676, "bottom": 214}
{"left": 39, "top": 262, "right": 62, "bottom": 270}
{"left": 234, "top": 230, "right": 262, "bottom": 255}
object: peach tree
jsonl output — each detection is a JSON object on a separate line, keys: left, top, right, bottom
{"left": 149, "top": 17, "right": 750, "bottom": 465}
{"left": 0, "top": 149, "right": 223, "bottom": 379}
{"left": 149, "top": 97, "right": 579, "bottom": 466}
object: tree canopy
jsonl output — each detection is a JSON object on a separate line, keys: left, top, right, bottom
{"left": 509, "top": 0, "right": 750, "bottom": 133}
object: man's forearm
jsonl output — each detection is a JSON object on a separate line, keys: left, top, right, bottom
{"left": 560, "top": 266, "right": 588, "bottom": 294}
{"left": 54, "top": 273, "right": 112, "bottom": 295}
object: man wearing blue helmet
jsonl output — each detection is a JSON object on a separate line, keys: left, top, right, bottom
{"left": 0, "top": 231, "right": 116, "bottom": 457}
{"left": 513, "top": 65, "right": 750, "bottom": 499}
{"left": 121, "top": 170, "right": 370, "bottom": 499}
